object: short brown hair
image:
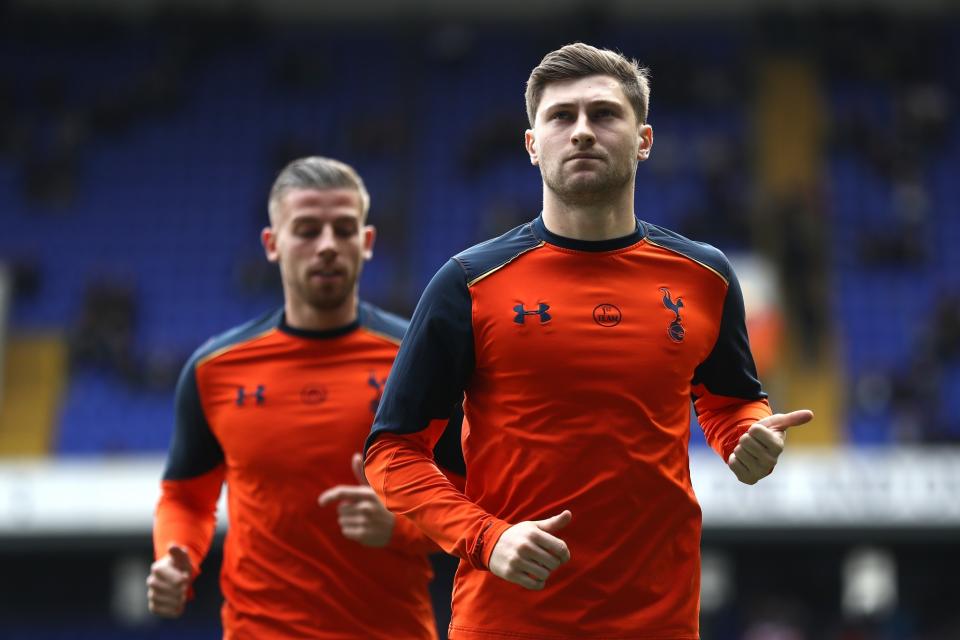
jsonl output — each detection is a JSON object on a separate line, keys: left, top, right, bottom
{"left": 268, "top": 156, "right": 371, "bottom": 223}
{"left": 525, "top": 43, "right": 651, "bottom": 127}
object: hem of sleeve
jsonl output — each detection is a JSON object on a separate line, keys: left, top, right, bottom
{"left": 719, "top": 410, "right": 773, "bottom": 460}
{"left": 704, "top": 400, "right": 772, "bottom": 461}
{"left": 477, "top": 519, "right": 513, "bottom": 570}
{"left": 719, "top": 421, "right": 747, "bottom": 461}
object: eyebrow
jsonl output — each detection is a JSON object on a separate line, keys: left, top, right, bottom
{"left": 289, "top": 212, "right": 360, "bottom": 225}
{"left": 543, "top": 99, "right": 624, "bottom": 112}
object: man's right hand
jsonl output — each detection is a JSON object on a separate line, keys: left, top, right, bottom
{"left": 146, "top": 544, "right": 193, "bottom": 618}
{"left": 488, "top": 510, "right": 572, "bottom": 590}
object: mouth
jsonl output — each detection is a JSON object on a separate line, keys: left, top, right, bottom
{"left": 566, "top": 154, "right": 603, "bottom": 162}
{"left": 308, "top": 267, "right": 346, "bottom": 282}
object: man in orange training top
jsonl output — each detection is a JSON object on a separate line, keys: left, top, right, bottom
{"left": 364, "top": 43, "right": 813, "bottom": 639}
{"left": 148, "top": 156, "right": 463, "bottom": 639}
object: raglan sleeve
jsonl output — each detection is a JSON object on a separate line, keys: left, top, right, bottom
{"left": 365, "top": 259, "right": 511, "bottom": 570}
{"left": 691, "top": 257, "right": 773, "bottom": 461}
{"left": 153, "top": 353, "right": 226, "bottom": 580}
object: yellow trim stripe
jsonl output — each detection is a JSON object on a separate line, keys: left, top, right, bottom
{"left": 361, "top": 327, "right": 402, "bottom": 347}
{"left": 196, "top": 327, "right": 279, "bottom": 368}
{"left": 643, "top": 237, "right": 729, "bottom": 286}
{"left": 466, "top": 241, "right": 546, "bottom": 288}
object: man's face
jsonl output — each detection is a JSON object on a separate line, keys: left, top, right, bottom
{"left": 525, "top": 74, "right": 653, "bottom": 204}
{"left": 262, "top": 188, "right": 374, "bottom": 313}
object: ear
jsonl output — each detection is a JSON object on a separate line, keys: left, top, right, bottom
{"left": 362, "top": 225, "right": 376, "bottom": 261}
{"left": 524, "top": 129, "right": 539, "bottom": 166}
{"left": 262, "top": 226, "right": 279, "bottom": 263}
{"left": 637, "top": 124, "right": 654, "bottom": 162}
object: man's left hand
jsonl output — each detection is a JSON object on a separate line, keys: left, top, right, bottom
{"left": 318, "top": 452, "right": 395, "bottom": 547}
{"left": 727, "top": 410, "right": 814, "bottom": 485}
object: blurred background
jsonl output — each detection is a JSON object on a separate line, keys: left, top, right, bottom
{"left": 1, "top": 0, "right": 958, "bottom": 638}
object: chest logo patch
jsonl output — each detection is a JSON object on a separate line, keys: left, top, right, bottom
{"left": 513, "top": 302, "right": 551, "bottom": 325}
{"left": 659, "top": 287, "right": 685, "bottom": 343}
{"left": 300, "top": 384, "right": 328, "bottom": 405}
{"left": 593, "top": 304, "right": 622, "bottom": 327}
{"left": 236, "top": 385, "right": 265, "bottom": 406}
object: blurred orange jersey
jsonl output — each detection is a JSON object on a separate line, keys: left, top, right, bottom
{"left": 366, "top": 217, "right": 772, "bottom": 639}
{"left": 155, "top": 302, "right": 463, "bottom": 639}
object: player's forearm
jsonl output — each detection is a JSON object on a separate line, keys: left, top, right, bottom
{"left": 387, "top": 464, "right": 468, "bottom": 554}
{"left": 153, "top": 469, "right": 223, "bottom": 571}
{"left": 388, "top": 515, "right": 442, "bottom": 555}
{"left": 154, "top": 499, "right": 216, "bottom": 572}
{"left": 366, "top": 435, "right": 511, "bottom": 569}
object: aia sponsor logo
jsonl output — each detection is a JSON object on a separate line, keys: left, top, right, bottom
{"left": 592, "top": 304, "right": 622, "bottom": 327}
{"left": 300, "top": 384, "right": 328, "bottom": 405}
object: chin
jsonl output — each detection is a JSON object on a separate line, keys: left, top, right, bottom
{"left": 303, "top": 286, "right": 352, "bottom": 311}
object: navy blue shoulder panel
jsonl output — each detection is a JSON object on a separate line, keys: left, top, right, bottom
{"left": 360, "top": 298, "right": 466, "bottom": 474}
{"left": 453, "top": 219, "right": 541, "bottom": 285}
{"left": 162, "top": 308, "right": 282, "bottom": 481}
{"left": 194, "top": 308, "right": 284, "bottom": 362}
{"left": 359, "top": 300, "right": 408, "bottom": 342}
{"left": 690, "top": 267, "right": 767, "bottom": 401}
{"left": 641, "top": 221, "right": 733, "bottom": 284}
{"left": 640, "top": 223, "right": 765, "bottom": 402}
{"left": 640, "top": 228, "right": 769, "bottom": 402}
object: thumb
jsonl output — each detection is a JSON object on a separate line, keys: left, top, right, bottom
{"left": 760, "top": 409, "right": 815, "bottom": 433}
{"left": 167, "top": 544, "right": 192, "bottom": 576}
{"left": 351, "top": 452, "right": 369, "bottom": 486}
{"left": 535, "top": 510, "right": 572, "bottom": 533}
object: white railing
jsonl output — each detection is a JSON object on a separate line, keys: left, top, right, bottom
{"left": 1, "top": 447, "right": 958, "bottom": 537}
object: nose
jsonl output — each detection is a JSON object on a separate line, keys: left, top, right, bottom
{"left": 315, "top": 225, "right": 338, "bottom": 258}
{"left": 570, "top": 112, "right": 596, "bottom": 147}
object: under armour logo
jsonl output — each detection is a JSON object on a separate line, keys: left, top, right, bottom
{"left": 236, "top": 385, "right": 265, "bottom": 406}
{"left": 513, "top": 303, "right": 551, "bottom": 325}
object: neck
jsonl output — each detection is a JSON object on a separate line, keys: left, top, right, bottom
{"left": 284, "top": 293, "right": 359, "bottom": 332}
{"left": 541, "top": 184, "right": 637, "bottom": 240}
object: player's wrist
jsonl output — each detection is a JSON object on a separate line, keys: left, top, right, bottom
{"left": 479, "top": 518, "right": 513, "bottom": 571}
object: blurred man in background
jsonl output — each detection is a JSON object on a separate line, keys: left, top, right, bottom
{"left": 365, "top": 43, "right": 812, "bottom": 639}
{"left": 147, "top": 156, "right": 463, "bottom": 639}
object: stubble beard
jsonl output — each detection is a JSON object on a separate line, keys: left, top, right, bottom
{"left": 296, "top": 270, "right": 358, "bottom": 312}
{"left": 543, "top": 158, "right": 637, "bottom": 206}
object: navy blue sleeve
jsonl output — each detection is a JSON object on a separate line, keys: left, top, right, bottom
{"left": 433, "top": 401, "right": 467, "bottom": 476}
{"left": 366, "top": 258, "right": 475, "bottom": 452}
{"left": 691, "top": 264, "right": 767, "bottom": 402}
{"left": 162, "top": 357, "right": 225, "bottom": 481}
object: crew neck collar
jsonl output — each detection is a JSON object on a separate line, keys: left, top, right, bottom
{"left": 532, "top": 214, "right": 644, "bottom": 252}
{"left": 279, "top": 311, "right": 361, "bottom": 339}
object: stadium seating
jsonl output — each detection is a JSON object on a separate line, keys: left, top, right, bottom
{"left": 1, "top": 21, "right": 957, "bottom": 453}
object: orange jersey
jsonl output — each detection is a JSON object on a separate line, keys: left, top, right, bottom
{"left": 365, "top": 216, "right": 772, "bottom": 639}
{"left": 155, "top": 303, "right": 463, "bottom": 639}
